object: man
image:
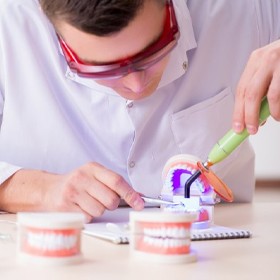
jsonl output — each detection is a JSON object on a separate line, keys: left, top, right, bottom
{"left": 0, "top": 0, "right": 279, "bottom": 221}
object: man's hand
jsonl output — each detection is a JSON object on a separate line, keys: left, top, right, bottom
{"left": 233, "top": 40, "right": 280, "bottom": 134}
{"left": 0, "top": 163, "right": 144, "bottom": 222}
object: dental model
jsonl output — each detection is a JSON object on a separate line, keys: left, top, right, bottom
{"left": 17, "top": 212, "right": 85, "bottom": 265}
{"left": 161, "top": 154, "right": 217, "bottom": 229}
{"left": 129, "top": 211, "right": 198, "bottom": 264}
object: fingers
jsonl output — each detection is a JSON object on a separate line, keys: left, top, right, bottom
{"left": 267, "top": 74, "right": 280, "bottom": 121}
{"left": 74, "top": 194, "right": 105, "bottom": 220}
{"left": 62, "top": 167, "right": 119, "bottom": 214}
{"left": 86, "top": 162, "right": 144, "bottom": 211}
{"left": 70, "top": 170, "right": 121, "bottom": 211}
{"left": 61, "top": 163, "right": 144, "bottom": 216}
{"left": 232, "top": 86, "right": 245, "bottom": 133}
{"left": 243, "top": 68, "right": 270, "bottom": 134}
{"left": 232, "top": 50, "right": 259, "bottom": 133}
{"left": 67, "top": 203, "right": 93, "bottom": 224}
{"left": 233, "top": 41, "right": 280, "bottom": 134}
{"left": 49, "top": 176, "right": 103, "bottom": 221}
{"left": 49, "top": 162, "right": 144, "bottom": 219}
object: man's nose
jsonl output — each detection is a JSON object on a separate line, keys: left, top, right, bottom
{"left": 121, "top": 71, "right": 146, "bottom": 94}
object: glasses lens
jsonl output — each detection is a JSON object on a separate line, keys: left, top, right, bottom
{"left": 74, "top": 38, "right": 178, "bottom": 79}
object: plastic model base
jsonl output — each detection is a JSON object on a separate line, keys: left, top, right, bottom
{"left": 17, "top": 253, "right": 83, "bottom": 266}
{"left": 131, "top": 249, "right": 197, "bottom": 264}
{"left": 129, "top": 211, "right": 198, "bottom": 264}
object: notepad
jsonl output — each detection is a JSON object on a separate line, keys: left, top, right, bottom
{"left": 83, "top": 209, "right": 252, "bottom": 244}
{"left": 191, "top": 225, "right": 252, "bottom": 241}
{"left": 84, "top": 222, "right": 130, "bottom": 244}
{"left": 83, "top": 223, "right": 251, "bottom": 244}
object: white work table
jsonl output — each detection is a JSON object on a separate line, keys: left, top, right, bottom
{"left": 0, "top": 200, "right": 280, "bottom": 280}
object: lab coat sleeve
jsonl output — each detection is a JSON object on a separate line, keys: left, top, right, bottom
{"left": 254, "top": 0, "right": 280, "bottom": 45}
{"left": 0, "top": 98, "right": 22, "bottom": 185}
{"left": 0, "top": 162, "right": 22, "bottom": 186}
{"left": 0, "top": 56, "right": 22, "bottom": 186}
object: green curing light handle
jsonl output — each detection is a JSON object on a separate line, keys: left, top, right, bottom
{"left": 208, "top": 97, "right": 270, "bottom": 165}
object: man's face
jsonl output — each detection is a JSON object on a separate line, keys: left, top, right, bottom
{"left": 56, "top": 1, "right": 172, "bottom": 100}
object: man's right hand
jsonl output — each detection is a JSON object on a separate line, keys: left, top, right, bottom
{"left": 0, "top": 162, "right": 144, "bottom": 222}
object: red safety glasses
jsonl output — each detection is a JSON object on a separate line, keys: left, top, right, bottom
{"left": 57, "top": 0, "right": 180, "bottom": 79}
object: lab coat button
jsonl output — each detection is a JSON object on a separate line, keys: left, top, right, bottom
{"left": 66, "top": 71, "right": 75, "bottom": 79}
{"left": 129, "top": 161, "right": 135, "bottom": 168}
{"left": 126, "top": 101, "right": 134, "bottom": 108}
{"left": 182, "top": 61, "right": 188, "bottom": 71}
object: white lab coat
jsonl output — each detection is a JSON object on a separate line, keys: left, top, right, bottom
{"left": 0, "top": 0, "right": 279, "bottom": 202}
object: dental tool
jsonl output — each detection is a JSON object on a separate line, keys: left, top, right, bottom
{"left": 184, "top": 97, "right": 270, "bottom": 201}
{"left": 141, "top": 195, "right": 219, "bottom": 207}
{"left": 141, "top": 196, "right": 181, "bottom": 206}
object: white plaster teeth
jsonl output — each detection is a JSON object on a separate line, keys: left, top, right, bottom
{"left": 143, "top": 227, "right": 190, "bottom": 239}
{"left": 27, "top": 232, "right": 77, "bottom": 251}
{"left": 143, "top": 236, "right": 190, "bottom": 248}
{"left": 164, "top": 172, "right": 174, "bottom": 190}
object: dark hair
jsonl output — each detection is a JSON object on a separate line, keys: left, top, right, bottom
{"left": 40, "top": 0, "right": 166, "bottom": 36}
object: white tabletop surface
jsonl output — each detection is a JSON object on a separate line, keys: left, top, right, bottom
{"left": 0, "top": 200, "right": 280, "bottom": 280}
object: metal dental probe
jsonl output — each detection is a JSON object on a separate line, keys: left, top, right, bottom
{"left": 141, "top": 195, "right": 219, "bottom": 206}
{"left": 141, "top": 196, "right": 181, "bottom": 206}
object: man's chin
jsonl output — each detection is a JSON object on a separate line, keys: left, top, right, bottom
{"left": 116, "top": 86, "right": 158, "bottom": 101}
{"left": 118, "top": 93, "right": 150, "bottom": 101}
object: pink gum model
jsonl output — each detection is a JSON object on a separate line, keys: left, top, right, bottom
{"left": 161, "top": 154, "right": 217, "bottom": 228}
{"left": 129, "top": 211, "right": 198, "bottom": 264}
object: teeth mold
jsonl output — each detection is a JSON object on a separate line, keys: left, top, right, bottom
{"left": 17, "top": 212, "right": 85, "bottom": 265}
{"left": 129, "top": 211, "right": 198, "bottom": 264}
{"left": 161, "top": 154, "right": 217, "bottom": 229}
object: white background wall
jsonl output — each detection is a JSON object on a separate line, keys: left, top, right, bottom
{"left": 250, "top": 118, "right": 280, "bottom": 180}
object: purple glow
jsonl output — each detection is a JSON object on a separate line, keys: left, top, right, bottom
{"left": 171, "top": 169, "right": 192, "bottom": 190}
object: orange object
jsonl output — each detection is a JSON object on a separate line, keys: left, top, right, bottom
{"left": 197, "top": 161, "right": 234, "bottom": 202}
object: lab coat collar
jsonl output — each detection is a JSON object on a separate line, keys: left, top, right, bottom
{"left": 158, "top": 0, "right": 197, "bottom": 88}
